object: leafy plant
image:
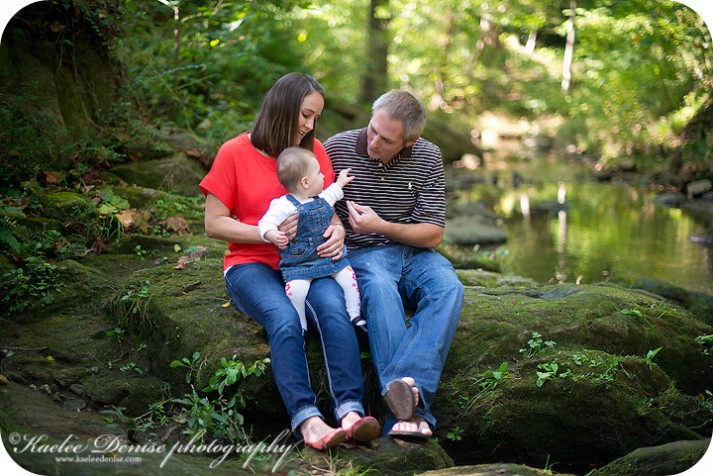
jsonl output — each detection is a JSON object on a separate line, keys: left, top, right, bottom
{"left": 170, "top": 351, "right": 205, "bottom": 384}
{"left": 1, "top": 258, "right": 63, "bottom": 318}
{"left": 171, "top": 352, "right": 270, "bottom": 443}
{"left": 643, "top": 347, "right": 663, "bottom": 369}
{"left": 695, "top": 335, "right": 713, "bottom": 355}
{"left": 446, "top": 425, "right": 463, "bottom": 442}
{"left": 619, "top": 308, "right": 643, "bottom": 317}
{"left": 536, "top": 362, "right": 560, "bottom": 388}
{"left": 477, "top": 361, "right": 512, "bottom": 392}
{"left": 520, "top": 332, "right": 557, "bottom": 358}
{"left": 119, "top": 362, "right": 143, "bottom": 374}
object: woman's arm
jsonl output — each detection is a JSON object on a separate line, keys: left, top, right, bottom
{"left": 204, "top": 193, "right": 262, "bottom": 243}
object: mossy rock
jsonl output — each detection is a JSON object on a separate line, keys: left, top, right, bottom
{"left": 318, "top": 437, "right": 454, "bottom": 476}
{"left": 434, "top": 283, "right": 713, "bottom": 468}
{"left": 80, "top": 372, "right": 169, "bottom": 415}
{"left": 417, "top": 463, "right": 576, "bottom": 475}
{"left": 109, "top": 154, "right": 206, "bottom": 197}
{"left": 102, "top": 257, "right": 284, "bottom": 420}
{"left": 445, "top": 284, "right": 713, "bottom": 395}
{"left": 40, "top": 191, "right": 97, "bottom": 222}
{"left": 592, "top": 439, "right": 711, "bottom": 476}
{"left": 632, "top": 277, "right": 713, "bottom": 326}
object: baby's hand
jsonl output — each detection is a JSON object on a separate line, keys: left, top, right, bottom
{"left": 337, "top": 168, "right": 355, "bottom": 188}
{"left": 265, "top": 230, "right": 289, "bottom": 249}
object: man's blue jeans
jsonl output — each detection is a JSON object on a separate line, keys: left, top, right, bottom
{"left": 225, "top": 263, "right": 365, "bottom": 435}
{"left": 348, "top": 244, "right": 463, "bottom": 433}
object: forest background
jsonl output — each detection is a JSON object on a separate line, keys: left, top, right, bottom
{"left": 1, "top": 0, "right": 712, "bottom": 194}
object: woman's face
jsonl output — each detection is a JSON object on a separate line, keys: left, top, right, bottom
{"left": 295, "top": 91, "right": 324, "bottom": 146}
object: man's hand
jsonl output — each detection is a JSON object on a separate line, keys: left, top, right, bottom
{"left": 317, "top": 223, "right": 345, "bottom": 260}
{"left": 346, "top": 200, "right": 383, "bottom": 234}
{"left": 264, "top": 229, "right": 289, "bottom": 249}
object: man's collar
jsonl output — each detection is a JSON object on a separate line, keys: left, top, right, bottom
{"left": 356, "top": 128, "right": 414, "bottom": 159}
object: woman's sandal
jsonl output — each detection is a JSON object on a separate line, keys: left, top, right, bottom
{"left": 345, "top": 416, "right": 380, "bottom": 442}
{"left": 304, "top": 428, "right": 348, "bottom": 451}
{"left": 383, "top": 379, "right": 416, "bottom": 420}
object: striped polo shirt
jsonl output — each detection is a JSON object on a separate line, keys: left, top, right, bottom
{"left": 325, "top": 128, "right": 446, "bottom": 250}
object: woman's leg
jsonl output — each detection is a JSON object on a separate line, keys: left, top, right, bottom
{"left": 285, "top": 279, "right": 311, "bottom": 332}
{"left": 305, "top": 276, "right": 366, "bottom": 423}
{"left": 225, "top": 263, "right": 321, "bottom": 434}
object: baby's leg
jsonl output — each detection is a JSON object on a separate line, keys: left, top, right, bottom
{"left": 285, "top": 279, "right": 311, "bottom": 332}
{"left": 333, "top": 266, "right": 366, "bottom": 332}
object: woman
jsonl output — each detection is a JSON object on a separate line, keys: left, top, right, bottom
{"left": 199, "top": 72, "right": 378, "bottom": 449}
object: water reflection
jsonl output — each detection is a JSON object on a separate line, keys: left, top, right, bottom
{"left": 449, "top": 152, "right": 713, "bottom": 295}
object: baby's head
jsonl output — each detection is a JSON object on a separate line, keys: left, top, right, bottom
{"left": 277, "top": 147, "right": 322, "bottom": 194}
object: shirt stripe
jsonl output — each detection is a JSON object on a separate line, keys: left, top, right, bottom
{"left": 325, "top": 128, "right": 446, "bottom": 250}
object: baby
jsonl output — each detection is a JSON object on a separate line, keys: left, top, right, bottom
{"left": 258, "top": 147, "right": 365, "bottom": 334}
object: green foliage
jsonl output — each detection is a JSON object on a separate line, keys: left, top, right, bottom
{"left": 460, "top": 361, "right": 514, "bottom": 414}
{"left": 696, "top": 334, "right": 713, "bottom": 356}
{"left": 643, "top": 346, "right": 663, "bottom": 369}
{"left": 170, "top": 352, "right": 271, "bottom": 442}
{"left": 519, "top": 332, "right": 557, "bottom": 358}
{"left": 535, "top": 362, "right": 560, "bottom": 388}
{"left": 170, "top": 351, "right": 206, "bottom": 384}
{"left": 619, "top": 308, "right": 643, "bottom": 317}
{"left": 446, "top": 425, "right": 463, "bottom": 442}
{"left": 118, "top": 0, "right": 311, "bottom": 145}
{"left": 477, "top": 361, "right": 512, "bottom": 392}
{"left": 536, "top": 351, "right": 624, "bottom": 389}
{"left": 0, "top": 258, "right": 63, "bottom": 319}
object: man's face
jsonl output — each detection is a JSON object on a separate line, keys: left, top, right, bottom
{"left": 366, "top": 108, "right": 416, "bottom": 164}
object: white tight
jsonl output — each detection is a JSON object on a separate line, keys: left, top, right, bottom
{"left": 285, "top": 266, "right": 363, "bottom": 332}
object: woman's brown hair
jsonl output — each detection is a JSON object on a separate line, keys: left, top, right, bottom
{"left": 251, "top": 72, "right": 325, "bottom": 157}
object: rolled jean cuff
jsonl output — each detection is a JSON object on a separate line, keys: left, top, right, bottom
{"left": 334, "top": 399, "right": 365, "bottom": 422}
{"left": 291, "top": 406, "right": 323, "bottom": 438}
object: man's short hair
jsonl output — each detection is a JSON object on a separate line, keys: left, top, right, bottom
{"left": 372, "top": 90, "right": 427, "bottom": 142}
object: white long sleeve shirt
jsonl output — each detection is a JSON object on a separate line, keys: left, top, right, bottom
{"left": 258, "top": 183, "right": 344, "bottom": 241}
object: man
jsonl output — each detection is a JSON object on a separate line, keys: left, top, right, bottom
{"left": 325, "top": 90, "right": 464, "bottom": 438}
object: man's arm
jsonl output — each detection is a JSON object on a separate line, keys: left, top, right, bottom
{"left": 346, "top": 200, "right": 444, "bottom": 249}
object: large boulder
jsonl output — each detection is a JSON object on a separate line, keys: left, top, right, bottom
{"left": 2, "top": 241, "right": 711, "bottom": 475}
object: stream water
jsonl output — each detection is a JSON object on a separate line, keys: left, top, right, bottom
{"left": 448, "top": 149, "right": 713, "bottom": 296}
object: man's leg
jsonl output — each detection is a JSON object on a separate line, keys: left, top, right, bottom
{"left": 386, "top": 247, "right": 464, "bottom": 432}
{"left": 347, "top": 246, "right": 407, "bottom": 388}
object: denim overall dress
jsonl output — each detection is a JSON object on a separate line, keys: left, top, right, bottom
{"left": 280, "top": 194, "right": 349, "bottom": 282}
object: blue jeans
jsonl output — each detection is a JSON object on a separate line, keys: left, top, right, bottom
{"left": 348, "top": 245, "right": 463, "bottom": 433}
{"left": 225, "top": 263, "right": 365, "bottom": 435}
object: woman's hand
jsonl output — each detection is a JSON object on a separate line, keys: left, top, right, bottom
{"left": 317, "top": 223, "right": 345, "bottom": 260}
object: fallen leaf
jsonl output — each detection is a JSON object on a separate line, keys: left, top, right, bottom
{"left": 115, "top": 208, "right": 140, "bottom": 229}
{"left": 43, "top": 171, "right": 63, "bottom": 184}
{"left": 0, "top": 374, "right": 9, "bottom": 385}
{"left": 161, "top": 216, "right": 190, "bottom": 235}
{"left": 173, "top": 246, "right": 208, "bottom": 269}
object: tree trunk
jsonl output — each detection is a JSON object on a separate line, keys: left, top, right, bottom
{"left": 561, "top": 0, "right": 577, "bottom": 91}
{"left": 360, "top": 0, "right": 391, "bottom": 105}
{"left": 435, "top": 4, "right": 455, "bottom": 103}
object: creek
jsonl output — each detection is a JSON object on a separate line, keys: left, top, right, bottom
{"left": 448, "top": 148, "right": 713, "bottom": 296}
